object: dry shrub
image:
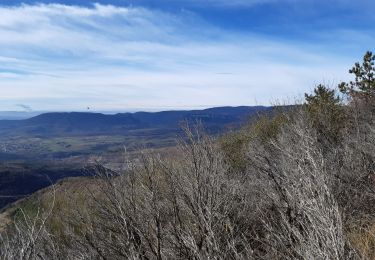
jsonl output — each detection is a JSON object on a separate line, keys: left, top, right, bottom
{"left": 0, "top": 186, "right": 59, "bottom": 260}
{"left": 246, "top": 108, "right": 352, "bottom": 259}
{"left": 69, "top": 124, "right": 256, "bottom": 259}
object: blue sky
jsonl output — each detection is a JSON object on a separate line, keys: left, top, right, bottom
{"left": 0, "top": 0, "right": 374, "bottom": 111}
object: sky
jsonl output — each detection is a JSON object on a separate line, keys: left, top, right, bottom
{"left": 0, "top": 0, "right": 374, "bottom": 112}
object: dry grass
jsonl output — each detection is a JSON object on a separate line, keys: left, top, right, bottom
{"left": 348, "top": 221, "right": 375, "bottom": 259}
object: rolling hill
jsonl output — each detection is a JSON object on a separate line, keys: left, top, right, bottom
{"left": 0, "top": 106, "right": 269, "bottom": 137}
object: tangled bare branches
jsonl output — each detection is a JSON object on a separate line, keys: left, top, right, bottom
{"left": 0, "top": 185, "right": 58, "bottom": 259}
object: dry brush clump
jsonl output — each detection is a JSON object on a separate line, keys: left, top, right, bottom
{"left": 335, "top": 100, "right": 375, "bottom": 259}
{"left": 246, "top": 109, "right": 351, "bottom": 259}
{"left": 58, "top": 125, "right": 257, "bottom": 259}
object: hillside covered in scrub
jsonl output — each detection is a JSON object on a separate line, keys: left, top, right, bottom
{"left": 0, "top": 52, "right": 375, "bottom": 259}
{"left": 0, "top": 106, "right": 270, "bottom": 210}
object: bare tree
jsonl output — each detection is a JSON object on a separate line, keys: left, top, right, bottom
{"left": 0, "top": 185, "right": 59, "bottom": 259}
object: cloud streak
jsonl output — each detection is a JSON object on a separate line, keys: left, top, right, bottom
{"left": 16, "top": 104, "right": 33, "bottom": 111}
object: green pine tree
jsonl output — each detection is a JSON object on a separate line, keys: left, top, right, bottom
{"left": 305, "top": 84, "right": 345, "bottom": 145}
{"left": 339, "top": 51, "right": 375, "bottom": 98}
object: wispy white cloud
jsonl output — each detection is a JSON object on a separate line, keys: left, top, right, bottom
{"left": 172, "top": 0, "right": 278, "bottom": 7}
{"left": 138, "top": 0, "right": 299, "bottom": 8}
{"left": 0, "top": 3, "right": 370, "bottom": 111}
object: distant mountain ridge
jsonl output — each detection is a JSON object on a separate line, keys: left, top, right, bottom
{"left": 0, "top": 106, "right": 270, "bottom": 137}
